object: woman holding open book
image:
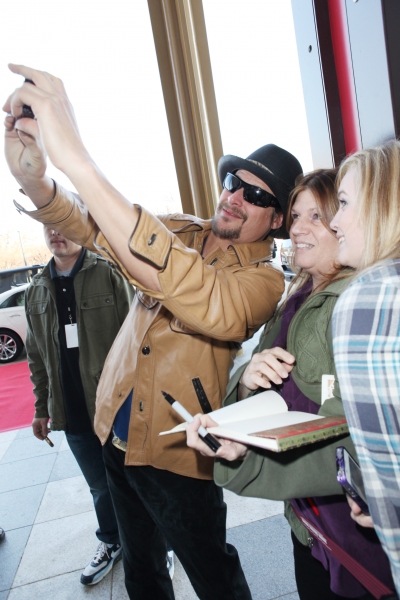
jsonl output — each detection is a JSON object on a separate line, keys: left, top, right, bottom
{"left": 187, "top": 169, "right": 394, "bottom": 599}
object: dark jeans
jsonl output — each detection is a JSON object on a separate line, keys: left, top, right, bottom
{"left": 103, "top": 436, "right": 252, "bottom": 600}
{"left": 66, "top": 431, "right": 119, "bottom": 545}
{"left": 292, "top": 531, "right": 375, "bottom": 600}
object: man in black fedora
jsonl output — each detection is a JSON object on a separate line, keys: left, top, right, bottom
{"left": 4, "top": 66, "right": 302, "bottom": 599}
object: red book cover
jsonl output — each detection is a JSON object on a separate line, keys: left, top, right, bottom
{"left": 250, "top": 416, "right": 348, "bottom": 440}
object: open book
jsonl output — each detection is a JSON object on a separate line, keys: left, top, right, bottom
{"left": 159, "top": 390, "right": 348, "bottom": 452}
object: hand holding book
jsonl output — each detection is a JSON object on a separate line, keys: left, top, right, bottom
{"left": 161, "top": 391, "right": 348, "bottom": 454}
{"left": 186, "top": 414, "right": 249, "bottom": 460}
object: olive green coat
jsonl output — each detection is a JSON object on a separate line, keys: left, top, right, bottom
{"left": 214, "top": 276, "right": 357, "bottom": 544}
{"left": 25, "top": 251, "right": 134, "bottom": 431}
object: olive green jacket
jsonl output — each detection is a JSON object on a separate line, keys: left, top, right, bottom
{"left": 25, "top": 251, "right": 134, "bottom": 431}
{"left": 214, "top": 276, "right": 357, "bottom": 544}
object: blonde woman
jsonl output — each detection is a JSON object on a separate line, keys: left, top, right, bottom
{"left": 332, "top": 139, "right": 400, "bottom": 599}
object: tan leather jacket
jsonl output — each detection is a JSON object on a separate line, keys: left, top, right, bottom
{"left": 18, "top": 184, "right": 284, "bottom": 478}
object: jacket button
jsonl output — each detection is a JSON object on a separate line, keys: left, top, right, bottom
{"left": 148, "top": 233, "right": 157, "bottom": 246}
{"left": 105, "top": 298, "right": 110, "bottom": 303}
{"left": 142, "top": 346, "right": 150, "bottom": 355}
{"left": 83, "top": 302, "right": 88, "bottom": 307}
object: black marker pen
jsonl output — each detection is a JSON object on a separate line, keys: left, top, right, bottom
{"left": 161, "top": 391, "right": 221, "bottom": 453}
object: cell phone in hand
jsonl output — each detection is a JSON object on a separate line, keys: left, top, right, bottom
{"left": 22, "top": 78, "right": 35, "bottom": 119}
{"left": 336, "top": 446, "right": 370, "bottom": 515}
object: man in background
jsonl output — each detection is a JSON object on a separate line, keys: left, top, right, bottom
{"left": 26, "top": 226, "right": 134, "bottom": 586}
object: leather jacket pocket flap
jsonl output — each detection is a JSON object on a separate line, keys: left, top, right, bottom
{"left": 169, "top": 318, "right": 199, "bottom": 335}
{"left": 81, "top": 293, "right": 115, "bottom": 309}
{"left": 137, "top": 290, "right": 158, "bottom": 309}
{"left": 27, "top": 301, "right": 48, "bottom": 315}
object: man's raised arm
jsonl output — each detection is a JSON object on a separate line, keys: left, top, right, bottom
{"left": 3, "top": 64, "right": 161, "bottom": 291}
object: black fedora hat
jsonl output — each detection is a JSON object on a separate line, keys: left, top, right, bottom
{"left": 218, "top": 144, "right": 303, "bottom": 238}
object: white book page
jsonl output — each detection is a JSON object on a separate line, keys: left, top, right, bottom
{"left": 209, "top": 390, "right": 287, "bottom": 424}
{"left": 160, "top": 390, "right": 288, "bottom": 436}
{"left": 209, "top": 411, "right": 322, "bottom": 436}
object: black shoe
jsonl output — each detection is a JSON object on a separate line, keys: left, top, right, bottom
{"left": 0, "top": 528, "right": 5, "bottom": 542}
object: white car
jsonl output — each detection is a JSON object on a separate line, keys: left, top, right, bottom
{"left": 0, "top": 283, "right": 29, "bottom": 363}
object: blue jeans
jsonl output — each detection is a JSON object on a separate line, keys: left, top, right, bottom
{"left": 66, "top": 431, "right": 120, "bottom": 545}
{"left": 103, "top": 436, "right": 251, "bottom": 600}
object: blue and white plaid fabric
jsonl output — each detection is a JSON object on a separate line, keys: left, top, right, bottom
{"left": 332, "top": 259, "right": 400, "bottom": 596}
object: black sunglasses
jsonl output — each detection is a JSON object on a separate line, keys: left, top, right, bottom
{"left": 222, "top": 172, "right": 279, "bottom": 209}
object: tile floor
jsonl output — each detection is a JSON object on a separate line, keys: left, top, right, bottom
{"left": 0, "top": 425, "right": 300, "bottom": 599}
{"left": 0, "top": 269, "right": 300, "bottom": 599}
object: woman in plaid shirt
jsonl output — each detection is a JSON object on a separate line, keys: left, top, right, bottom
{"left": 332, "top": 140, "right": 400, "bottom": 600}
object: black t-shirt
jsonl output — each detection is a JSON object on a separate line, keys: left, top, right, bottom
{"left": 50, "top": 249, "right": 92, "bottom": 434}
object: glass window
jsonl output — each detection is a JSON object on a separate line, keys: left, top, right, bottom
{"left": 13, "top": 271, "right": 29, "bottom": 286}
{"left": 0, "top": 0, "right": 182, "bottom": 244}
{"left": 203, "top": 0, "right": 313, "bottom": 173}
{"left": 14, "top": 291, "right": 26, "bottom": 307}
{"left": 0, "top": 290, "right": 25, "bottom": 309}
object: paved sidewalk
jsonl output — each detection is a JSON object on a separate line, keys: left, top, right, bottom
{"left": 0, "top": 425, "right": 299, "bottom": 599}
{"left": 0, "top": 263, "right": 300, "bottom": 599}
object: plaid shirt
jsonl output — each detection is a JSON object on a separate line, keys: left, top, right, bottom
{"left": 332, "top": 259, "right": 400, "bottom": 596}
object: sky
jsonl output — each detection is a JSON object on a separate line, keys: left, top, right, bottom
{"left": 0, "top": 0, "right": 312, "bottom": 247}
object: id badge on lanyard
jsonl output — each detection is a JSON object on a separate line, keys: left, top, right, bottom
{"left": 65, "top": 312, "right": 79, "bottom": 348}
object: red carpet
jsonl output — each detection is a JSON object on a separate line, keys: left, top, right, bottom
{"left": 0, "top": 361, "right": 35, "bottom": 432}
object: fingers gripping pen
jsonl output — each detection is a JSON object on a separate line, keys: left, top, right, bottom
{"left": 161, "top": 391, "right": 221, "bottom": 453}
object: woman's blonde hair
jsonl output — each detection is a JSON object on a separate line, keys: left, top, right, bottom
{"left": 285, "top": 168, "right": 349, "bottom": 296}
{"left": 337, "top": 139, "right": 400, "bottom": 270}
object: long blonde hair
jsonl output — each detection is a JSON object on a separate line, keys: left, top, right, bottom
{"left": 337, "top": 139, "right": 400, "bottom": 270}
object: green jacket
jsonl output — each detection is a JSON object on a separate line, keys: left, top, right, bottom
{"left": 25, "top": 251, "right": 134, "bottom": 431}
{"left": 214, "top": 276, "right": 357, "bottom": 544}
